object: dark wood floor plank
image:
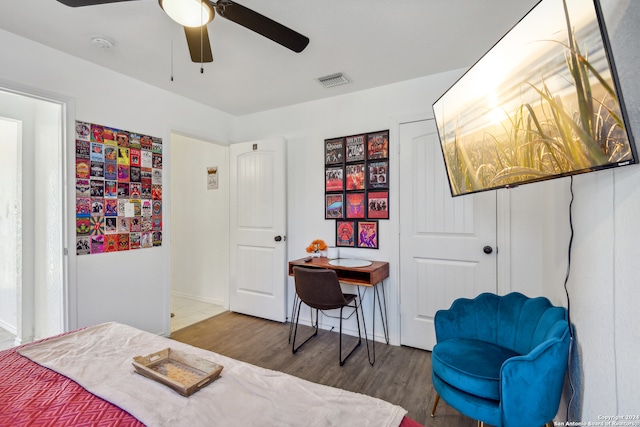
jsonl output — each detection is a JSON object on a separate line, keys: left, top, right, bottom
{"left": 170, "top": 311, "right": 478, "bottom": 426}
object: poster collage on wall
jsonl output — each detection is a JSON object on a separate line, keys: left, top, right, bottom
{"left": 325, "top": 130, "right": 389, "bottom": 250}
{"left": 75, "top": 121, "right": 163, "bottom": 255}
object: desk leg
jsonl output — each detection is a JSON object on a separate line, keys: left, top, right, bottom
{"left": 375, "top": 280, "right": 390, "bottom": 344}
{"left": 356, "top": 286, "right": 373, "bottom": 364}
{"left": 357, "top": 280, "right": 389, "bottom": 366}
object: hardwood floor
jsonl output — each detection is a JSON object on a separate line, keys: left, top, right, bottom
{"left": 170, "top": 311, "right": 478, "bottom": 427}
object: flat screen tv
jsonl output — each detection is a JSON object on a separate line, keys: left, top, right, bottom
{"left": 433, "top": 0, "right": 636, "bottom": 197}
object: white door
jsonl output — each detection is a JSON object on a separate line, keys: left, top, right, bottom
{"left": 229, "top": 138, "right": 287, "bottom": 322}
{"left": 399, "top": 120, "right": 497, "bottom": 350}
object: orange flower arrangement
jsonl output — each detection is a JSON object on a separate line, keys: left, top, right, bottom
{"left": 306, "top": 239, "right": 328, "bottom": 254}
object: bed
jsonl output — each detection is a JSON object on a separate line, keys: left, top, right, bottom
{"left": 0, "top": 322, "right": 422, "bottom": 427}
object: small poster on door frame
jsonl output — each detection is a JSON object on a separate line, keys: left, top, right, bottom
{"left": 207, "top": 166, "right": 219, "bottom": 190}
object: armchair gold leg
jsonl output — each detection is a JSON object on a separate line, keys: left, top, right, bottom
{"left": 430, "top": 393, "right": 440, "bottom": 417}
{"left": 477, "top": 422, "right": 484, "bottom": 427}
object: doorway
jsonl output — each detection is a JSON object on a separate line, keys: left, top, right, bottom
{"left": 0, "top": 118, "right": 20, "bottom": 349}
{"left": 169, "top": 132, "right": 229, "bottom": 332}
{"left": 0, "top": 88, "right": 66, "bottom": 346}
{"left": 398, "top": 119, "right": 498, "bottom": 350}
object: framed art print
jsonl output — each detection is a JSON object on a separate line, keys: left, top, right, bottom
{"left": 367, "top": 191, "right": 389, "bottom": 219}
{"left": 346, "top": 192, "right": 366, "bottom": 219}
{"left": 325, "top": 166, "right": 344, "bottom": 192}
{"left": 346, "top": 134, "right": 365, "bottom": 163}
{"left": 325, "top": 193, "right": 344, "bottom": 219}
{"left": 336, "top": 220, "right": 356, "bottom": 247}
{"left": 357, "top": 220, "right": 378, "bottom": 249}
{"left": 367, "top": 160, "right": 389, "bottom": 190}
{"left": 367, "top": 131, "right": 389, "bottom": 160}
{"left": 345, "top": 163, "right": 365, "bottom": 191}
{"left": 325, "top": 138, "right": 344, "bottom": 165}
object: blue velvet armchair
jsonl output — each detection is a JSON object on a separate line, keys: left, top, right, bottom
{"left": 430, "top": 292, "right": 570, "bottom": 427}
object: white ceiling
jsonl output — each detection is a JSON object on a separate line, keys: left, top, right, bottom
{"left": 0, "top": 0, "right": 538, "bottom": 116}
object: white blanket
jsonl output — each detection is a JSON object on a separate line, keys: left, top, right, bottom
{"left": 18, "top": 322, "right": 406, "bottom": 427}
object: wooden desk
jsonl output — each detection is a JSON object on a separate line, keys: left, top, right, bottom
{"left": 288, "top": 257, "right": 390, "bottom": 365}
{"left": 288, "top": 257, "right": 389, "bottom": 286}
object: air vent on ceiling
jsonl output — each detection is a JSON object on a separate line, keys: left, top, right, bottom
{"left": 317, "top": 72, "right": 351, "bottom": 88}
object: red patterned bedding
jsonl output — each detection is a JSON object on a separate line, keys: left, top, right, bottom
{"left": 0, "top": 344, "right": 422, "bottom": 427}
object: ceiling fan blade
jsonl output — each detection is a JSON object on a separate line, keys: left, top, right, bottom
{"left": 184, "top": 26, "right": 214, "bottom": 63}
{"left": 214, "top": 0, "right": 309, "bottom": 53}
{"left": 56, "top": 0, "right": 138, "bottom": 6}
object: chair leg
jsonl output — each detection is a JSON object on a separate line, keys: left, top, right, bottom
{"left": 338, "top": 303, "right": 362, "bottom": 366}
{"left": 477, "top": 421, "right": 484, "bottom": 427}
{"left": 288, "top": 294, "right": 299, "bottom": 343}
{"left": 292, "top": 301, "right": 318, "bottom": 354}
{"left": 430, "top": 393, "right": 440, "bottom": 417}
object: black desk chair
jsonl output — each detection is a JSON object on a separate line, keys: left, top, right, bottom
{"left": 291, "top": 266, "right": 362, "bottom": 366}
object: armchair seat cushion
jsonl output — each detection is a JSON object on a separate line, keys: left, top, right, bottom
{"left": 432, "top": 338, "right": 519, "bottom": 400}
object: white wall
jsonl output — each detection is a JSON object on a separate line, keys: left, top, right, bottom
{"left": 0, "top": 117, "right": 19, "bottom": 333}
{"left": 33, "top": 99, "right": 65, "bottom": 341}
{"left": 518, "top": 0, "right": 640, "bottom": 420}
{"left": 566, "top": 0, "right": 640, "bottom": 420}
{"left": 170, "top": 133, "right": 229, "bottom": 305}
{"left": 0, "top": 28, "right": 236, "bottom": 336}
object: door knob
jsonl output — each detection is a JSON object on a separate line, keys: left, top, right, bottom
{"left": 483, "top": 246, "right": 493, "bottom": 254}
{"left": 274, "top": 235, "right": 282, "bottom": 242}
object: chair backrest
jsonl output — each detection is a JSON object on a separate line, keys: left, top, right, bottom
{"left": 293, "top": 266, "right": 348, "bottom": 310}
{"left": 435, "top": 292, "right": 569, "bottom": 355}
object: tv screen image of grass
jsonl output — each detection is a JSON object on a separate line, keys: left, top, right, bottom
{"left": 433, "top": 0, "right": 636, "bottom": 197}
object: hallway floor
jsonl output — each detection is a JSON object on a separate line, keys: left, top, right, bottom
{"left": 0, "top": 327, "right": 16, "bottom": 351}
{"left": 170, "top": 295, "right": 226, "bottom": 333}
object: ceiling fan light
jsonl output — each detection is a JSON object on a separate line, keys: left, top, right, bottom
{"left": 159, "top": 0, "right": 213, "bottom": 28}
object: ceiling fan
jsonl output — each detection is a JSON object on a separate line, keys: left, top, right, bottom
{"left": 56, "top": 0, "right": 310, "bottom": 63}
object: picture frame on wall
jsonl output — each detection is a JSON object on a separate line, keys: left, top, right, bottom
{"left": 357, "top": 220, "right": 378, "bottom": 249}
{"left": 345, "top": 192, "right": 366, "bottom": 219}
{"left": 367, "top": 191, "right": 389, "bottom": 219}
{"left": 345, "top": 163, "right": 365, "bottom": 191}
{"left": 345, "top": 134, "right": 365, "bottom": 163}
{"left": 323, "top": 129, "right": 389, "bottom": 251}
{"left": 367, "top": 131, "right": 389, "bottom": 160}
{"left": 325, "top": 138, "right": 344, "bottom": 165}
{"left": 325, "top": 166, "right": 344, "bottom": 192}
{"left": 336, "top": 220, "right": 356, "bottom": 247}
{"left": 325, "top": 193, "right": 344, "bottom": 219}
{"left": 367, "top": 160, "right": 389, "bottom": 189}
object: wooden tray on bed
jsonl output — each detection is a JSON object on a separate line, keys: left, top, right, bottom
{"left": 132, "top": 348, "right": 223, "bottom": 396}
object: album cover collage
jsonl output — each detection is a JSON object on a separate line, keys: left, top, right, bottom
{"left": 325, "top": 130, "right": 389, "bottom": 249}
{"left": 75, "top": 121, "right": 163, "bottom": 255}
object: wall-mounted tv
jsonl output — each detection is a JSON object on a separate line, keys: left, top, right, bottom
{"left": 433, "top": 0, "right": 636, "bottom": 197}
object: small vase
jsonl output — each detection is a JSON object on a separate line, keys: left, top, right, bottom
{"left": 311, "top": 252, "right": 321, "bottom": 258}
